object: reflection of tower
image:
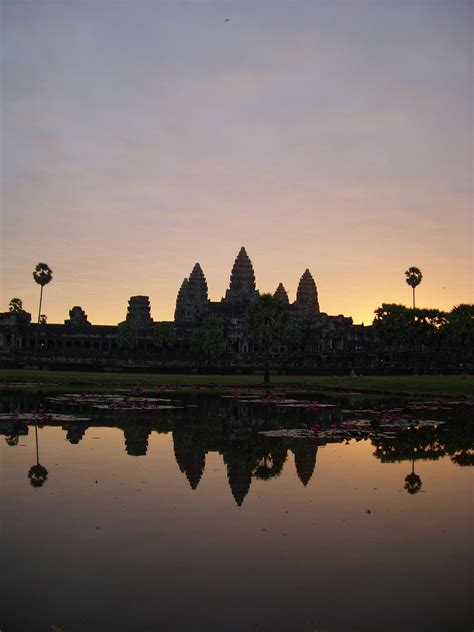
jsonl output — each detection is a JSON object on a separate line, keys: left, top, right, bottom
{"left": 65, "top": 423, "right": 87, "bottom": 444}
{"left": 222, "top": 445, "right": 253, "bottom": 506}
{"left": 290, "top": 442, "right": 318, "bottom": 486}
{"left": 173, "top": 429, "right": 206, "bottom": 490}
{"left": 123, "top": 424, "right": 151, "bottom": 456}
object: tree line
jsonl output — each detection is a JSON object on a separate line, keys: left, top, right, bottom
{"left": 373, "top": 303, "right": 473, "bottom": 369}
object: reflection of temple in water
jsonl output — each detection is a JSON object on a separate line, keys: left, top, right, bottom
{"left": 221, "top": 444, "right": 254, "bottom": 506}
{"left": 58, "top": 420, "right": 321, "bottom": 504}
{"left": 65, "top": 423, "right": 88, "bottom": 444}
{"left": 173, "top": 428, "right": 206, "bottom": 490}
{"left": 289, "top": 442, "right": 318, "bottom": 487}
{"left": 1, "top": 416, "right": 321, "bottom": 505}
{"left": 124, "top": 423, "right": 152, "bottom": 456}
{"left": 3, "top": 409, "right": 472, "bottom": 504}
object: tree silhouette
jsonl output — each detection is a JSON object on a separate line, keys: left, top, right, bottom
{"left": 5, "top": 434, "right": 19, "bottom": 446}
{"left": 404, "top": 459, "right": 422, "bottom": 494}
{"left": 405, "top": 266, "right": 422, "bottom": 309}
{"left": 445, "top": 304, "right": 474, "bottom": 365}
{"left": 9, "top": 297, "right": 23, "bottom": 312}
{"left": 28, "top": 423, "right": 48, "bottom": 488}
{"left": 253, "top": 444, "right": 287, "bottom": 480}
{"left": 117, "top": 321, "right": 138, "bottom": 356}
{"left": 191, "top": 316, "right": 225, "bottom": 364}
{"left": 33, "top": 262, "right": 53, "bottom": 355}
{"left": 245, "top": 293, "right": 291, "bottom": 384}
{"left": 28, "top": 463, "right": 49, "bottom": 487}
{"left": 373, "top": 303, "right": 411, "bottom": 360}
{"left": 153, "top": 322, "right": 176, "bottom": 360}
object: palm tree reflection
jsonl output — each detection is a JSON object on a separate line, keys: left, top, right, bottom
{"left": 253, "top": 444, "right": 287, "bottom": 480}
{"left": 28, "top": 423, "right": 48, "bottom": 488}
{"left": 404, "top": 459, "right": 422, "bottom": 494}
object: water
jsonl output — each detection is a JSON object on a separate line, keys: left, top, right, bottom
{"left": 1, "top": 389, "right": 473, "bottom": 631}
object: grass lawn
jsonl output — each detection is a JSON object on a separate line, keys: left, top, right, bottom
{"left": 0, "top": 369, "right": 472, "bottom": 396}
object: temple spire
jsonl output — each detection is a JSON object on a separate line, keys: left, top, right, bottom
{"left": 174, "top": 278, "right": 189, "bottom": 322}
{"left": 174, "top": 264, "right": 209, "bottom": 324}
{"left": 126, "top": 296, "right": 153, "bottom": 328}
{"left": 294, "top": 269, "right": 320, "bottom": 316}
{"left": 274, "top": 283, "right": 289, "bottom": 305}
{"left": 224, "top": 247, "right": 257, "bottom": 304}
{"left": 187, "top": 263, "right": 208, "bottom": 305}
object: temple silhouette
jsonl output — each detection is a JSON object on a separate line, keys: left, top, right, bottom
{"left": 0, "top": 247, "right": 372, "bottom": 370}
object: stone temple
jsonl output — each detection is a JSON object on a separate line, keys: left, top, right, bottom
{"left": 176, "top": 247, "right": 321, "bottom": 324}
{"left": 0, "top": 247, "right": 372, "bottom": 369}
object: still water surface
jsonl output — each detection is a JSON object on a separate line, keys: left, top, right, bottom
{"left": 1, "top": 390, "right": 473, "bottom": 631}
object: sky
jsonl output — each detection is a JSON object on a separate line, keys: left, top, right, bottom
{"left": 1, "top": 0, "right": 472, "bottom": 325}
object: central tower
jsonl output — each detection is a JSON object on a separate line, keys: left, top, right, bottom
{"left": 223, "top": 247, "right": 258, "bottom": 306}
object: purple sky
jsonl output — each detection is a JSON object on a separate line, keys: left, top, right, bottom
{"left": 1, "top": 0, "right": 472, "bottom": 324}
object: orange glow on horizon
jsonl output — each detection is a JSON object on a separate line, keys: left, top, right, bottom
{"left": 1, "top": 2, "right": 472, "bottom": 323}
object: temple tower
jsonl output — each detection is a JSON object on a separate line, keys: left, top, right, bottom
{"left": 187, "top": 263, "right": 208, "bottom": 307}
{"left": 224, "top": 247, "right": 258, "bottom": 306}
{"left": 174, "top": 278, "right": 189, "bottom": 322}
{"left": 273, "top": 283, "right": 289, "bottom": 305}
{"left": 65, "top": 306, "right": 91, "bottom": 328}
{"left": 293, "top": 269, "right": 320, "bottom": 318}
{"left": 126, "top": 296, "right": 153, "bottom": 328}
{"left": 174, "top": 264, "right": 209, "bottom": 324}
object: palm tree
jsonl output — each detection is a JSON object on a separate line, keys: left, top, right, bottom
{"left": 405, "top": 266, "right": 422, "bottom": 309}
{"left": 9, "top": 297, "right": 23, "bottom": 312}
{"left": 33, "top": 262, "right": 53, "bottom": 355}
{"left": 245, "top": 293, "right": 290, "bottom": 385}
